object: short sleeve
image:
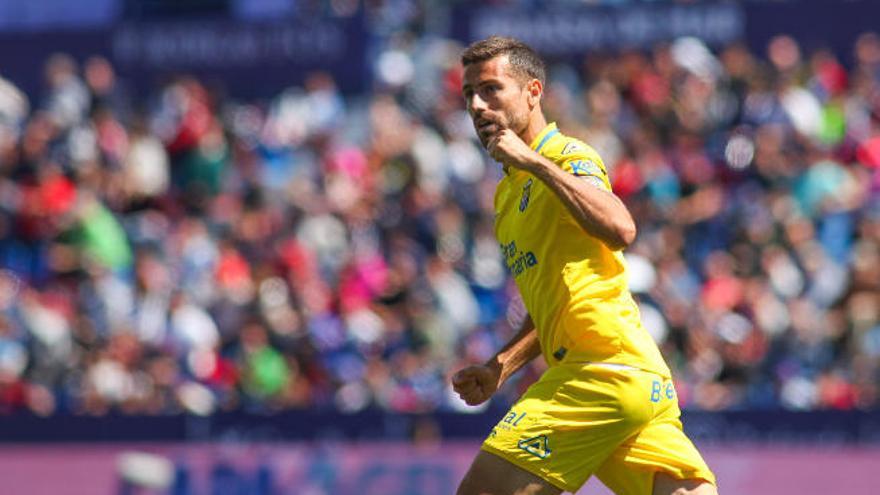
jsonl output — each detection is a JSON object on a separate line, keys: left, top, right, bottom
{"left": 558, "top": 142, "right": 612, "bottom": 192}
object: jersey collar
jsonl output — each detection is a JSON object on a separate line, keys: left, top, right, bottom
{"left": 529, "top": 122, "right": 559, "bottom": 153}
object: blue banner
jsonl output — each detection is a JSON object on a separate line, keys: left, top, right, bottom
{"left": 0, "top": 13, "right": 368, "bottom": 98}
{"left": 458, "top": 3, "right": 745, "bottom": 52}
{"left": 3, "top": 409, "right": 880, "bottom": 444}
{"left": 452, "top": 1, "right": 880, "bottom": 65}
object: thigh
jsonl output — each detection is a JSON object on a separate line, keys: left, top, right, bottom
{"left": 594, "top": 466, "right": 717, "bottom": 495}
{"left": 652, "top": 472, "right": 717, "bottom": 495}
{"left": 481, "top": 364, "right": 653, "bottom": 493}
{"left": 457, "top": 450, "right": 562, "bottom": 495}
{"left": 596, "top": 378, "right": 716, "bottom": 495}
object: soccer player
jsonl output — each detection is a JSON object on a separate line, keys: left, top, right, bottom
{"left": 452, "top": 36, "right": 718, "bottom": 495}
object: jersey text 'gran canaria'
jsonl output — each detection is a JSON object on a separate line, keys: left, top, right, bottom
{"left": 494, "top": 123, "right": 670, "bottom": 377}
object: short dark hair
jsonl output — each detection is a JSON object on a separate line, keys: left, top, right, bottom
{"left": 461, "top": 36, "right": 546, "bottom": 86}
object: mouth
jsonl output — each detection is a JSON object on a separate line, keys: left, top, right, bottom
{"left": 475, "top": 118, "right": 500, "bottom": 136}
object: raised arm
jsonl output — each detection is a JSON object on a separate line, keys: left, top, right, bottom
{"left": 488, "top": 129, "right": 636, "bottom": 250}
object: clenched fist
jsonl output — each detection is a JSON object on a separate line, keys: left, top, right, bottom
{"left": 452, "top": 364, "right": 501, "bottom": 406}
{"left": 486, "top": 129, "right": 540, "bottom": 171}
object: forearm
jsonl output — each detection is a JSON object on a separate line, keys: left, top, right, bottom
{"left": 526, "top": 155, "right": 636, "bottom": 250}
{"left": 486, "top": 314, "right": 541, "bottom": 386}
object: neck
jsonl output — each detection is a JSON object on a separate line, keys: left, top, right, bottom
{"left": 519, "top": 111, "right": 549, "bottom": 147}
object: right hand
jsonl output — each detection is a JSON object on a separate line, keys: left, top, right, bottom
{"left": 452, "top": 364, "right": 501, "bottom": 406}
{"left": 486, "top": 128, "right": 540, "bottom": 172}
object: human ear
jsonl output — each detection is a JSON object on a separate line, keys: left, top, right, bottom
{"left": 527, "top": 79, "right": 543, "bottom": 108}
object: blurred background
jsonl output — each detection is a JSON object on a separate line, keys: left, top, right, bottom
{"left": 0, "top": 0, "right": 879, "bottom": 493}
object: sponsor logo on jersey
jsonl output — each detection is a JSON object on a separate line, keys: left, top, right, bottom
{"left": 501, "top": 240, "right": 538, "bottom": 277}
{"left": 568, "top": 159, "right": 604, "bottom": 177}
{"left": 583, "top": 175, "right": 607, "bottom": 189}
{"left": 561, "top": 142, "right": 583, "bottom": 155}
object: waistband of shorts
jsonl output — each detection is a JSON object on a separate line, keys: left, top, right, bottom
{"left": 586, "top": 362, "right": 639, "bottom": 371}
{"left": 550, "top": 346, "right": 671, "bottom": 379}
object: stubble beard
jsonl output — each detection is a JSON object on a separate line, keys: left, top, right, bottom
{"left": 474, "top": 107, "right": 529, "bottom": 150}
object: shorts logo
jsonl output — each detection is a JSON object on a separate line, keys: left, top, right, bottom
{"left": 518, "top": 434, "right": 551, "bottom": 459}
{"left": 651, "top": 380, "right": 676, "bottom": 403}
{"left": 495, "top": 409, "right": 527, "bottom": 434}
{"left": 503, "top": 411, "right": 527, "bottom": 426}
{"left": 519, "top": 178, "right": 533, "bottom": 212}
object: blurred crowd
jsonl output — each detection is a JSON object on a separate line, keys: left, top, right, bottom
{"left": 0, "top": 29, "right": 879, "bottom": 417}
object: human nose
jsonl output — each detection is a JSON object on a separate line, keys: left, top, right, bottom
{"left": 467, "top": 93, "right": 488, "bottom": 115}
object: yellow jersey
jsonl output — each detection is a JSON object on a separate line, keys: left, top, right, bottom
{"left": 494, "top": 123, "right": 670, "bottom": 377}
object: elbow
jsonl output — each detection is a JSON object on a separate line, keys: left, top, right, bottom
{"left": 620, "top": 220, "right": 637, "bottom": 248}
{"left": 609, "top": 220, "right": 637, "bottom": 251}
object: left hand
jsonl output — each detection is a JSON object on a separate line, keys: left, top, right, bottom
{"left": 452, "top": 364, "right": 501, "bottom": 406}
{"left": 487, "top": 129, "right": 539, "bottom": 171}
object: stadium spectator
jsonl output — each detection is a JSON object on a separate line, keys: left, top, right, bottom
{"left": 0, "top": 31, "right": 878, "bottom": 417}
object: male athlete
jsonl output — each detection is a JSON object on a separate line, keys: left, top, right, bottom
{"left": 452, "top": 36, "right": 718, "bottom": 495}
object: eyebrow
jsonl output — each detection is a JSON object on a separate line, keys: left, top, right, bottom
{"left": 462, "top": 78, "right": 501, "bottom": 93}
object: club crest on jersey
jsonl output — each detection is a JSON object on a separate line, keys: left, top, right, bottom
{"left": 519, "top": 178, "right": 533, "bottom": 212}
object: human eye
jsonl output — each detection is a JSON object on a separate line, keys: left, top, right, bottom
{"left": 480, "top": 84, "right": 500, "bottom": 98}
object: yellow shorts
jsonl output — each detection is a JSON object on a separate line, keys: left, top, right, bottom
{"left": 481, "top": 363, "right": 716, "bottom": 494}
